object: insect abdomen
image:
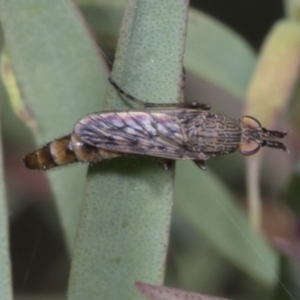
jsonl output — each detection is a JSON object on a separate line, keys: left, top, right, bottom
{"left": 23, "top": 135, "right": 122, "bottom": 170}
{"left": 23, "top": 136, "right": 78, "bottom": 170}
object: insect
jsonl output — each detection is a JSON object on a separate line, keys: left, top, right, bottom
{"left": 23, "top": 77, "right": 287, "bottom": 171}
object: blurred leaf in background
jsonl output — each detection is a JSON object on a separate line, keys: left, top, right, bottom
{"left": 0, "top": 0, "right": 299, "bottom": 300}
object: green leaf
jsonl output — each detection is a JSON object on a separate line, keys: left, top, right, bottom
{"left": 245, "top": 20, "right": 300, "bottom": 124}
{"left": 284, "top": 0, "right": 300, "bottom": 20}
{"left": 78, "top": 0, "right": 125, "bottom": 42}
{"left": 0, "top": 26, "right": 12, "bottom": 299}
{"left": 0, "top": 121, "right": 12, "bottom": 300}
{"left": 185, "top": 9, "right": 256, "bottom": 99}
{"left": 68, "top": 0, "right": 188, "bottom": 299}
{"left": 175, "top": 161, "right": 278, "bottom": 287}
{"left": 272, "top": 255, "right": 300, "bottom": 300}
{"left": 79, "top": 2, "right": 256, "bottom": 100}
{"left": 0, "top": 0, "right": 108, "bottom": 250}
{"left": 244, "top": 20, "right": 300, "bottom": 227}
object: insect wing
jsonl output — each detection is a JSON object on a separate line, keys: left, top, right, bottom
{"left": 74, "top": 111, "right": 188, "bottom": 159}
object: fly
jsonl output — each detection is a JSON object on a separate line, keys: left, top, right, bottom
{"left": 23, "top": 77, "right": 287, "bottom": 171}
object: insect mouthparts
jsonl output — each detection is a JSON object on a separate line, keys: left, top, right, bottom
{"left": 260, "top": 128, "right": 288, "bottom": 152}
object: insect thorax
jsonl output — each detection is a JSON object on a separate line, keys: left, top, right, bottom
{"left": 183, "top": 112, "right": 242, "bottom": 156}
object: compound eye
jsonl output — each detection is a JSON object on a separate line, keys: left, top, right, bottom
{"left": 241, "top": 116, "right": 261, "bottom": 128}
{"left": 239, "top": 140, "right": 260, "bottom": 156}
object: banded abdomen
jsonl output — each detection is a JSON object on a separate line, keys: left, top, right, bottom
{"left": 23, "top": 134, "right": 121, "bottom": 170}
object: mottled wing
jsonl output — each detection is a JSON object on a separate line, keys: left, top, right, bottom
{"left": 74, "top": 111, "right": 188, "bottom": 159}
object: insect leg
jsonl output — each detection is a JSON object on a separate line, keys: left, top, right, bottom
{"left": 109, "top": 77, "right": 210, "bottom": 110}
{"left": 144, "top": 102, "right": 211, "bottom": 110}
{"left": 193, "top": 160, "right": 207, "bottom": 170}
{"left": 108, "top": 77, "right": 146, "bottom": 106}
{"left": 178, "top": 67, "right": 210, "bottom": 110}
{"left": 178, "top": 67, "right": 186, "bottom": 103}
{"left": 156, "top": 159, "right": 174, "bottom": 171}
